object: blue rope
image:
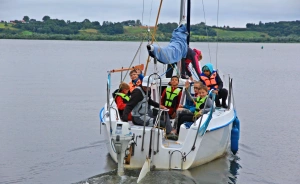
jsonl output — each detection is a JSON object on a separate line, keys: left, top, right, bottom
{"left": 160, "top": 66, "right": 173, "bottom": 77}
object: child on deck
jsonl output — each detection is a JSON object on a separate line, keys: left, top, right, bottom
{"left": 128, "top": 69, "right": 144, "bottom": 93}
{"left": 160, "top": 76, "right": 182, "bottom": 119}
{"left": 113, "top": 82, "right": 132, "bottom": 121}
{"left": 175, "top": 83, "right": 213, "bottom": 134}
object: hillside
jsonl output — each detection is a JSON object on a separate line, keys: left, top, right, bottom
{"left": 1, "top": 19, "right": 299, "bottom": 42}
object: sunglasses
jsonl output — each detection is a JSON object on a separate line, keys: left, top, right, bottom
{"left": 194, "top": 87, "right": 200, "bottom": 90}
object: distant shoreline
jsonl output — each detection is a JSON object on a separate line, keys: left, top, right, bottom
{"left": 1, "top": 20, "right": 299, "bottom": 43}
{"left": 1, "top": 36, "right": 299, "bottom": 43}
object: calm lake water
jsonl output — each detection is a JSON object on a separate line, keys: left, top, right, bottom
{"left": 0, "top": 40, "right": 299, "bottom": 184}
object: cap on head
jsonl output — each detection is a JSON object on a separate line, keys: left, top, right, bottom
{"left": 142, "top": 76, "right": 154, "bottom": 87}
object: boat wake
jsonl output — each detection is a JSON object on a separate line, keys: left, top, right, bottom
{"left": 75, "top": 169, "right": 196, "bottom": 184}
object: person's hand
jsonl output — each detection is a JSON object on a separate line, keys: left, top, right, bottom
{"left": 178, "top": 104, "right": 183, "bottom": 108}
{"left": 160, "top": 105, "right": 167, "bottom": 109}
{"left": 171, "top": 112, "right": 176, "bottom": 119}
{"left": 213, "top": 90, "right": 218, "bottom": 94}
{"left": 185, "top": 80, "right": 190, "bottom": 88}
{"left": 193, "top": 110, "right": 202, "bottom": 120}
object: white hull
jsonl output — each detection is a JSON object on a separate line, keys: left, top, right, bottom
{"left": 101, "top": 99, "right": 236, "bottom": 170}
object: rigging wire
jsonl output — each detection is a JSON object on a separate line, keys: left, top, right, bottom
{"left": 215, "top": 0, "right": 220, "bottom": 69}
{"left": 201, "top": 0, "right": 212, "bottom": 64}
{"left": 148, "top": 0, "right": 154, "bottom": 33}
{"left": 139, "top": 0, "right": 146, "bottom": 64}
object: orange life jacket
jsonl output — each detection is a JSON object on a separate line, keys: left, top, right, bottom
{"left": 200, "top": 71, "right": 218, "bottom": 90}
{"left": 129, "top": 80, "right": 141, "bottom": 92}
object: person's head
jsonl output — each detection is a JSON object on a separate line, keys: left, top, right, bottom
{"left": 202, "top": 63, "right": 214, "bottom": 77}
{"left": 141, "top": 76, "right": 153, "bottom": 91}
{"left": 193, "top": 49, "right": 202, "bottom": 61}
{"left": 169, "top": 76, "right": 179, "bottom": 87}
{"left": 130, "top": 70, "right": 138, "bottom": 80}
{"left": 198, "top": 85, "right": 208, "bottom": 98}
{"left": 193, "top": 81, "right": 202, "bottom": 94}
{"left": 119, "top": 82, "right": 130, "bottom": 94}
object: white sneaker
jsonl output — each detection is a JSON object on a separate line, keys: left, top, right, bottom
{"left": 147, "top": 44, "right": 154, "bottom": 51}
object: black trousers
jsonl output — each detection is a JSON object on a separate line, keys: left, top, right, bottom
{"left": 166, "top": 59, "right": 186, "bottom": 78}
{"left": 177, "top": 113, "right": 194, "bottom": 134}
{"left": 215, "top": 88, "right": 228, "bottom": 105}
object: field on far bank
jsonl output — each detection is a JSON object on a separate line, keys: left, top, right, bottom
{"left": 215, "top": 28, "right": 269, "bottom": 38}
{"left": 0, "top": 23, "right": 18, "bottom": 30}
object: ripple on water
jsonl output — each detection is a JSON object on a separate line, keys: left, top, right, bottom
{"left": 75, "top": 169, "right": 197, "bottom": 184}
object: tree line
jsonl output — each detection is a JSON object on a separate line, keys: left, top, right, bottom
{"left": 245, "top": 20, "right": 300, "bottom": 37}
{"left": 2, "top": 15, "right": 217, "bottom": 36}
{"left": 0, "top": 15, "right": 299, "bottom": 42}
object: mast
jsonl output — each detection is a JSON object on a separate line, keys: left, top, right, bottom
{"left": 187, "top": 0, "right": 191, "bottom": 45}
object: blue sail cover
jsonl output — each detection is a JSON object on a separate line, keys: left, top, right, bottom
{"left": 150, "top": 24, "right": 188, "bottom": 64}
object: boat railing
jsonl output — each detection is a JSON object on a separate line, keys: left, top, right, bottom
{"left": 141, "top": 71, "right": 162, "bottom": 152}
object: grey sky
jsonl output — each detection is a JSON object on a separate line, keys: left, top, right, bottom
{"left": 0, "top": 0, "right": 299, "bottom": 27}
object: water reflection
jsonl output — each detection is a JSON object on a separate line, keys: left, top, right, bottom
{"left": 182, "top": 153, "right": 241, "bottom": 184}
{"left": 228, "top": 155, "right": 242, "bottom": 184}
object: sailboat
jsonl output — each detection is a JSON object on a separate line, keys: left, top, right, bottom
{"left": 99, "top": 0, "right": 240, "bottom": 182}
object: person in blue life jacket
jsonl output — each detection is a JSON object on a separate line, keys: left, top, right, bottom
{"left": 122, "top": 76, "right": 174, "bottom": 136}
{"left": 173, "top": 80, "right": 201, "bottom": 129}
{"left": 175, "top": 84, "right": 213, "bottom": 134}
{"left": 200, "top": 63, "right": 228, "bottom": 108}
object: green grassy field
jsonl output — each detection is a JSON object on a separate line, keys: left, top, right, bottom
{"left": 22, "top": 31, "right": 33, "bottom": 35}
{"left": 79, "top": 28, "right": 98, "bottom": 34}
{"left": 214, "top": 28, "right": 269, "bottom": 38}
{"left": 0, "top": 23, "right": 19, "bottom": 30}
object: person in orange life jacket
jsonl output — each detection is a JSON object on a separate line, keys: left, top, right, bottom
{"left": 180, "top": 48, "right": 202, "bottom": 80}
{"left": 128, "top": 69, "right": 144, "bottom": 93}
{"left": 200, "top": 63, "right": 228, "bottom": 108}
{"left": 122, "top": 76, "right": 173, "bottom": 134}
{"left": 160, "top": 76, "right": 182, "bottom": 119}
{"left": 112, "top": 82, "right": 132, "bottom": 121}
{"left": 175, "top": 84, "right": 213, "bottom": 134}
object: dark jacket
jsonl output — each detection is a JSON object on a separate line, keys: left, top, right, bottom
{"left": 122, "top": 86, "right": 159, "bottom": 122}
{"left": 184, "top": 48, "right": 202, "bottom": 79}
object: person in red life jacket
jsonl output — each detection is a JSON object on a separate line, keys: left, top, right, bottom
{"left": 181, "top": 47, "right": 202, "bottom": 80}
{"left": 160, "top": 76, "right": 182, "bottom": 119}
{"left": 112, "top": 82, "right": 132, "bottom": 121}
{"left": 128, "top": 69, "right": 144, "bottom": 93}
{"left": 200, "top": 63, "right": 228, "bottom": 108}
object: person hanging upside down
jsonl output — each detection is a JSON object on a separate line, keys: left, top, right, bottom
{"left": 147, "top": 24, "right": 188, "bottom": 65}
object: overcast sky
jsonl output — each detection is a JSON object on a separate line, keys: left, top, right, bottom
{"left": 0, "top": 0, "right": 299, "bottom": 27}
